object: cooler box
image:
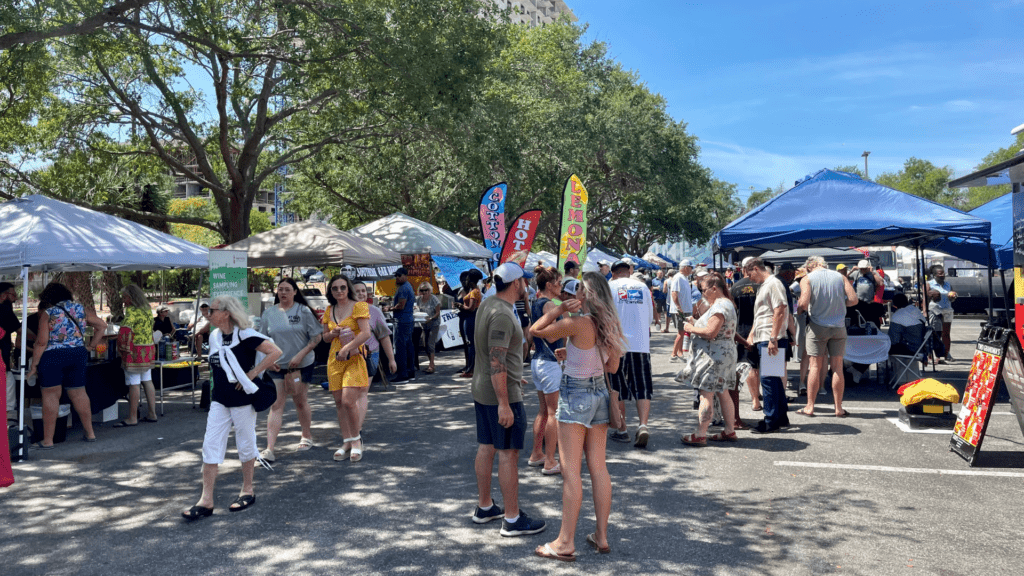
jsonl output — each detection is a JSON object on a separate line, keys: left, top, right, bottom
{"left": 898, "top": 398, "right": 956, "bottom": 430}
{"left": 30, "top": 403, "right": 72, "bottom": 443}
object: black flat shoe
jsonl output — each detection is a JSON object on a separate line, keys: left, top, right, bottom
{"left": 182, "top": 505, "right": 213, "bottom": 520}
{"left": 229, "top": 494, "right": 256, "bottom": 512}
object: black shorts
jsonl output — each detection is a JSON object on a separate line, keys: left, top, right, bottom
{"left": 475, "top": 401, "right": 526, "bottom": 450}
{"left": 266, "top": 365, "right": 315, "bottom": 383}
{"left": 737, "top": 341, "right": 759, "bottom": 370}
{"left": 654, "top": 300, "right": 666, "bottom": 313}
{"left": 608, "top": 352, "right": 653, "bottom": 401}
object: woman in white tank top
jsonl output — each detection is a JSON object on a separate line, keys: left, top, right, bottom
{"left": 530, "top": 272, "right": 626, "bottom": 561}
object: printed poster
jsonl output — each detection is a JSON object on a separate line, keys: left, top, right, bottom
{"left": 210, "top": 250, "right": 248, "bottom": 309}
{"left": 950, "top": 340, "right": 1005, "bottom": 463}
{"left": 557, "top": 174, "right": 588, "bottom": 273}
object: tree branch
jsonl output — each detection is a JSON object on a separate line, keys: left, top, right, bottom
{"left": 0, "top": 0, "right": 156, "bottom": 51}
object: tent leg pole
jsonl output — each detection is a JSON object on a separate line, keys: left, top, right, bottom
{"left": 917, "top": 244, "right": 924, "bottom": 311}
{"left": 986, "top": 240, "right": 994, "bottom": 326}
{"left": 18, "top": 267, "right": 28, "bottom": 460}
{"left": 1000, "top": 269, "right": 1010, "bottom": 322}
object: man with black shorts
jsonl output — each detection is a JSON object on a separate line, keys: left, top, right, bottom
{"left": 607, "top": 260, "right": 655, "bottom": 447}
{"left": 731, "top": 258, "right": 761, "bottom": 421}
{"left": 470, "top": 263, "right": 546, "bottom": 537}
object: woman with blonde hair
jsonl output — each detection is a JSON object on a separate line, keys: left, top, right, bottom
{"left": 416, "top": 281, "right": 441, "bottom": 374}
{"left": 183, "top": 296, "right": 282, "bottom": 520}
{"left": 115, "top": 284, "right": 158, "bottom": 427}
{"left": 530, "top": 271, "right": 625, "bottom": 561}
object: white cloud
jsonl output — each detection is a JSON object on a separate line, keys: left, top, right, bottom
{"left": 945, "top": 99, "right": 976, "bottom": 111}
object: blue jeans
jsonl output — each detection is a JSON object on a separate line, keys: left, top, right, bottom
{"left": 756, "top": 340, "right": 790, "bottom": 429}
{"left": 394, "top": 321, "right": 415, "bottom": 379}
{"left": 460, "top": 315, "right": 476, "bottom": 374}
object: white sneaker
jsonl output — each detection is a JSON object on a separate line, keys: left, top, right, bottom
{"left": 260, "top": 448, "right": 276, "bottom": 462}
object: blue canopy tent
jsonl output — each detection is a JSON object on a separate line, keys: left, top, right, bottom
{"left": 923, "top": 192, "right": 1013, "bottom": 270}
{"left": 713, "top": 168, "right": 993, "bottom": 317}
{"left": 623, "top": 253, "right": 658, "bottom": 270}
{"left": 656, "top": 252, "right": 679, "bottom": 267}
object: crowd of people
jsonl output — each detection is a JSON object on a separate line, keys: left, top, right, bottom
{"left": 1, "top": 253, "right": 960, "bottom": 559}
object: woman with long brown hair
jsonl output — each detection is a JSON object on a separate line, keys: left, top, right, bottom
{"left": 322, "top": 274, "right": 371, "bottom": 462}
{"left": 530, "top": 271, "right": 625, "bottom": 561}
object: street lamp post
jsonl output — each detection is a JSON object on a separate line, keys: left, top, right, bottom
{"left": 862, "top": 151, "right": 871, "bottom": 179}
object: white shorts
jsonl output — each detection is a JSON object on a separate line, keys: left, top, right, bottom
{"left": 202, "top": 401, "right": 258, "bottom": 464}
{"left": 532, "top": 358, "right": 562, "bottom": 395}
{"left": 124, "top": 369, "right": 153, "bottom": 386}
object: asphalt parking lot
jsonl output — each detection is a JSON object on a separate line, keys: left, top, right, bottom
{"left": 3, "top": 318, "right": 1023, "bottom": 575}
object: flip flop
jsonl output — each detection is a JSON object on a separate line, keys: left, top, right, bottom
{"left": 586, "top": 533, "right": 611, "bottom": 554}
{"left": 796, "top": 409, "right": 815, "bottom": 417}
{"left": 113, "top": 420, "right": 138, "bottom": 428}
{"left": 33, "top": 443, "right": 55, "bottom": 450}
{"left": 82, "top": 436, "right": 97, "bottom": 442}
{"left": 229, "top": 494, "right": 256, "bottom": 512}
{"left": 425, "top": 367, "right": 435, "bottom": 374}
{"left": 535, "top": 543, "right": 576, "bottom": 562}
{"left": 141, "top": 417, "right": 158, "bottom": 423}
{"left": 835, "top": 409, "right": 849, "bottom": 418}
{"left": 182, "top": 505, "right": 213, "bottom": 520}
{"left": 541, "top": 464, "right": 561, "bottom": 476}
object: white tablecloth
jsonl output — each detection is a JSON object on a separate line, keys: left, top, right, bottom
{"left": 845, "top": 334, "right": 891, "bottom": 364}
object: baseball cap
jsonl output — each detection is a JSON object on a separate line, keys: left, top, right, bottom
{"left": 156, "top": 305, "right": 170, "bottom": 313}
{"left": 858, "top": 259, "right": 871, "bottom": 268}
{"left": 561, "top": 278, "right": 580, "bottom": 295}
{"left": 493, "top": 262, "right": 534, "bottom": 284}
{"left": 836, "top": 264, "right": 847, "bottom": 271}
{"left": 740, "top": 256, "right": 754, "bottom": 268}
{"left": 611, "top": 259, "right": 631, "bottom": 272}
{"left": 393, "top": 267, "right": 408, "bottom": 276}
{"left": 695, "top": 269, "right": 709, "bottom": 278}
{"left": 779, "top": 262, "right": 795, "bottom": 272}
{"left": 679, "top": 258, "right": 693, "bottom": 268}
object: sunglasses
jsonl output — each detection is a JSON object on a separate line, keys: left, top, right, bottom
{"left": 208, "top": 307, "right": 225, "bottom": 312}
{"left": 419, "top": 289, "right": 430, "bottom": 292}
{"left": 331, "top": 285, "right": 347, "bottom": 291}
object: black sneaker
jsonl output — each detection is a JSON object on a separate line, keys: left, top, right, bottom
{"left": 500, "top": 511, "right": 546, "bottom": 537}
{"left": 471, "top": 504, "right": 504, "bottom": 524}
{"left": 609, "top": 430, "right": 631, "bottom": 443}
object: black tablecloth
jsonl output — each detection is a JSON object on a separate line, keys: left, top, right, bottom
{"left": 20, "top": 360, "right": 126, "bottom": 414}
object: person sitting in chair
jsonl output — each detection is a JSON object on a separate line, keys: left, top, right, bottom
{"left": 888, "top": 294, "right": 927, "bottom": 358}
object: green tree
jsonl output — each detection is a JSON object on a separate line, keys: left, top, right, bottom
{"left": 1, "top": 0, "right": 500, "bottom": 242}
{"left": 875, "top": 157, "right": 957, "bottom": 206}
{"left": 834, "top": 164, "right": 866, "bottom": 178}
{"left": 745, "top": 182, "right": 786, "bottom": 210}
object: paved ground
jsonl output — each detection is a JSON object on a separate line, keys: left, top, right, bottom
{"left": 3, "top": 318, "right": 1023, "bottom": 575}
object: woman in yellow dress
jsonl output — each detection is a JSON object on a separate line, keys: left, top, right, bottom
{"left": 322, "top": 275, "right": 371, "bottom": 462}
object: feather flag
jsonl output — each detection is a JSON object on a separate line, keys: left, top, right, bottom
{"left": 557, "top": 174, "right": 588, "bottom": 272}
{"left": 499, "top": 210, "right": 542, "bottom": 268}
{"left": 478, "top": 183, "right": 507, "bottom": 266}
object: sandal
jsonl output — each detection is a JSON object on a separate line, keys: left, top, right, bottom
{"left": 796, "top": 408, "right": 815, "bottom": 417}
{"left": 733, "top": 420, "right": 751, "bottom": 431}
{"left": 229, "top": 494, "right": 256, "bottom": 512}
{"left": 541, "top": 463, "right": 561, "bottom": 476}
{"left": 345, "top": 436, "right": 363, "bottom": 462}
{"left": 141, "top": 417, "right": 158, "bottom": 423}
{"left": 33, "top": 442, "right": 55, "bottom": 451}
{"left": 535, "top": 543, "right": 576, "bottom": 562}
{"left": 296, "top": 437, "right": 314, "bottom": 451}
{"left": 586, "top": 533, "right": 611, "bottom": 554}
{"left": 425, "top": 367, "right": 435, "bottom": 374}
{"left": 113, "top": 420, "right": 137, "bottom": 428}
{"left": 182, "top": 505, "right": 213, "bottom": 520}
{"left": 680, "top": 433, "right": 707, "bottom": 446}
{"left": 708, "top": 431, "right": 738, "bottom": 442}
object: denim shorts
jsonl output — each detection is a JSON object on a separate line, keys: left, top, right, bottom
{"left": 556, "top": 374, "right": 610, "bottom": 428}
{"left": 532, "top": 358, "right": 562, "bottom": 395}
{"left": 266, "top": 365, "right": 315, "bottom": 384}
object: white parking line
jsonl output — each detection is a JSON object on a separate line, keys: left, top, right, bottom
{"left": 774, "top": 461, "right": 1024, "bottom": 478}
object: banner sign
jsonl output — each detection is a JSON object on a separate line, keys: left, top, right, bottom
{"left": 402, "top": 253, "right": 438, "bottom": 294}
{"left": 557, "top": 174, "right": 589, "bottom": 273}
{"left": 439, "top": 309, "right": 464, "bottom": 348}
{"left": 479, "top": 183, "right": 508, "bottom": 266}
{"left": 210, "top": 250, "right": 249, "bottom": 309}
{"left": 500, "top": 210, "right": 542, "bottom": 268}
{"left": 950, "top": 328, "right": 1008, "bottom": 465}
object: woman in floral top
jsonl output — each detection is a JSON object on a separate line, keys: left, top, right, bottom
{"left": 680, "top": 274, "right": 739, "bottom": 445}
{"left": 115, "top": 284, "right": 158, "bottom": 427}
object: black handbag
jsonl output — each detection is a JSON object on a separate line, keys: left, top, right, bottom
{"left": 249, "top": 374, "right": 277, "bottom": 413}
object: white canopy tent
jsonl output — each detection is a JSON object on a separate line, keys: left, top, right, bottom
{"left": 220, "top": 221, "right": 402, "bottom": 269}
{"left": 0, "top": 195, "right": 210, "bottom": 460}
{"left": 350, "top": 213, "right": 493, "bottom": 260}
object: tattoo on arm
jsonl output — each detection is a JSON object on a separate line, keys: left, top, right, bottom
{"left": 489, "top": 346, "right": 508, "bottom": 375}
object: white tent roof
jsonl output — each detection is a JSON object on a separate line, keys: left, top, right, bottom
{"left": 0, "top": 194, "right": 209, "bottom": 274}
{"left": 350, "top": 212, "right": 492, "bottom": 259}
{"left": 583, "top": 247, "right": 618, "bottom": 272}
{"left": 221, "top": 221, "right": 401, "bottom": 268}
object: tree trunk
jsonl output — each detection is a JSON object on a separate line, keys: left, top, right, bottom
{"left": 102, "top": 272, "right": 125, "bottom": 321}
{"left": 56, "top": 272, "right": 96, "bottom": 313}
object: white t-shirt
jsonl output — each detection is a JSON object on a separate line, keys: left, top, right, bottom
{"left": 750, "top": 275, "right": 789, "bottom": 343}
{"left": 608, "top": 276, "right": 653, "bottom": 353}
{"left": 669, "top": 274, "right": 693, "bottom": 315}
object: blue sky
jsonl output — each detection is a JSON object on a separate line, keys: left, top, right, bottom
{"left": 571, "top": 0, "right": 1024, "bottom": 202}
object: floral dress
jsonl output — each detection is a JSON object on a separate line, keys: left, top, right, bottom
{"left": 687, "top": 298, "right": 738, "bottom": 393}
{"left": 323, "top": 302, "right": 370, "bottom": 390}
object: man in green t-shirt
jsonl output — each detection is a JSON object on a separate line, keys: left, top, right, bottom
{"left": 470, "top": 263, "right": 546, "bottom": 537}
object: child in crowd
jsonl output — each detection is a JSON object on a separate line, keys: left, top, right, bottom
{"left": 927, "top": 290, "right": 946, "bottom": 363}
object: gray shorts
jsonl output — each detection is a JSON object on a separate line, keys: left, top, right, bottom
{"left": 556, "top": 374, "right": 610, "bottom": 428}
{"left": 806, "top": 322, "right": 846, "bottom": 357}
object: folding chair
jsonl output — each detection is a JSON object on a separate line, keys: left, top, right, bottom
{"left": 888, "top": 326, "right": 933, "bottom": 389}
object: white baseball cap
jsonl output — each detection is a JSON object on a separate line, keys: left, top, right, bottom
{"left": 679, "top": 258, "right": 693, "bottom": 268}
{"left": 561, "top": 278, "right": 580, "bottom": 295}
{"left": 858, "top": 259, "right": 871, "bottom": 268}
{"left": 494, "top": 262, "right": 534, "bottom": 284}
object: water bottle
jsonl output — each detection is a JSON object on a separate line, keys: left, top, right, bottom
{"left": 682, "top": 332, "right": 692, "bottom": 354}
{"left": 158, "top": 338, "right": 166, "bottom": 361}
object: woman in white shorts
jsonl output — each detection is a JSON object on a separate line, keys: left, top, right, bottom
{"left": 115, "top": 284, "right": 158, "bottom": 427}
{"left": 526, "top": 265, "right": 564, "bottom": 475}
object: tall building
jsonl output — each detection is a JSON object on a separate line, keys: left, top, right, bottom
{"left": 492, "top": 0, "right": 576, "bottom": 27}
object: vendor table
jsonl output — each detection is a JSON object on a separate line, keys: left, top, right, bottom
{"left": 845, "top": 334, "right": 891, "bottom": 364}
{"left": 10, "top": 359, "right": 126, "bottom": 420}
